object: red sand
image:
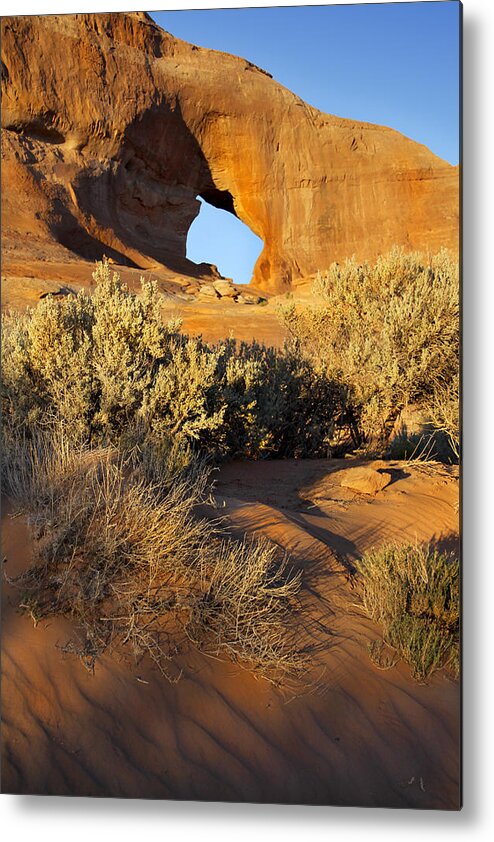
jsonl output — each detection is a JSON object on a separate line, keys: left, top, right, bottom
{"left": 1, "top": 459, "right": 460, "bottom": 807}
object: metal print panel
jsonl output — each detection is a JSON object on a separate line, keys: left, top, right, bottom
{"left": 1, "top": 1, "right": 461, "bottom": 808}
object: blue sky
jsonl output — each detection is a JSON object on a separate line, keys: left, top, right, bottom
{"left": 151, "top": 2, "right": 460, "bottom": 283}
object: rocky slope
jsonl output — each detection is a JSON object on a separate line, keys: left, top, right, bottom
{"left": 1, "top": 12, "right": 459, "bottom": 292}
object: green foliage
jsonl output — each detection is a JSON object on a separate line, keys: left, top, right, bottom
{"left": 355, "top": 542, "right": 459, "bottom": 681}
{"left": 280, "top": 248, "right": 459, "bottom": 451}
{"left": 1, "top": 259, "right": 342, "bottom": 460}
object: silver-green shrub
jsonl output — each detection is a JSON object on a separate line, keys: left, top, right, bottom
{"left": 355, "top": 541, "right": 459, "bottom": 681}
{"left": 2, "top": 259, "right": 342, "bottom": 459}
{"left": 280, "top": 247, "right": 459, "bottom": 451}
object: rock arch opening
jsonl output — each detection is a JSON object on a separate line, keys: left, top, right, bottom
{"left": 187, "top": 194, "right": 263, "bottom": 285}
{"left": 199, "top": 187, "right": 237, "bottom": 216}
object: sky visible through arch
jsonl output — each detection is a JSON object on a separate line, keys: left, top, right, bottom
{"left": 150, "top": 2, "right": 460, "bottom": 284}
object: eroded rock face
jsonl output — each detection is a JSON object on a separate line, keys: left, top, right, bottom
{"left": 1, "top": 12, "right": 459, "bottom": 291}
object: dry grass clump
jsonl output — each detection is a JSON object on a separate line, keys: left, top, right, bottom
{"left": 189, "top": 535, "right": 305, "bottom": 680}
{"left": 355, "top": 542, "right": 459, "bottom": 682}
{"left": 280, "top": 248, "right": 459, "bottom": 454}
{"left": 4, "top": 432, "right": 307, "bottom": 685}
{"left": 1, "top": 259, "right": 343, "bottom": 460}
{"left": 429, "top": 371, "right": 460, "bottom": 460}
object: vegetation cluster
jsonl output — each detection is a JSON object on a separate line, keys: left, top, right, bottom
{"left": 355, "top": 542, "right": 459, "bottom": 681}
{"left": 3, "top": 431, "right": 308, "bottom": 684}
{"left": 280, "top": 247, "right": 459, "bottom": 456}
{"left": 2, "top": 261, "right": 343, "bottom": 461}
{"left": 1, "top": 251, "right": 460, "bottom": 684}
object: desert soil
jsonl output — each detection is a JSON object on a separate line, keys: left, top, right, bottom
{"left": 1, "top": 260, "right": 294, "bottom": 346}
{"left": 1, "top": 458, "right": 460, "bottom": 807}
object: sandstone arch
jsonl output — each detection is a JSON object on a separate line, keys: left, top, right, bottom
{"left": 1, "top": 12, "right": 459, "bottom": 292}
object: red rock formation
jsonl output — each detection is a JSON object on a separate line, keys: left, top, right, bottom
{"left": 1, "top": 12, "right": 459, "bottom": 292}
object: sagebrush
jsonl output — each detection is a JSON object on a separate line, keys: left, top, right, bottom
{"left": 1, "top": 259, "right": 343, "bottom": 459}
{"left": 355, "top": 542, "right": 459, "bottom": 681}
{"left": 280, "top": 247, "right": 459, "bottom": 452}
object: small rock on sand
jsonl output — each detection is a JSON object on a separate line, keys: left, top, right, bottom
{"left": 340, "top": 467, "right": 391, "bottom": 495}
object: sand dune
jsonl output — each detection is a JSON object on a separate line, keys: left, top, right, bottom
{"left": 1, "top": 459, "right": 459, "bottom": 807}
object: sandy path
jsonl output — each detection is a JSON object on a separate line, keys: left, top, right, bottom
{"left": 1, "top": 459, "right": 460, "bottom": 807}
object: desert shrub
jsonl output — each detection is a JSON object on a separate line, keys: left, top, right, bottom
{"left": 429, "top": 371, "right": 460, "bottom": 460}
{"left": 4, "top": 431, "right": 308, "bottom": 684}
{"left": 1, "top": 261, "right": 180, "bottom": 444}
{"left": 1, "top": 293, "right": 95, "bottom": 440}
{"left": 280, "top": 248, "right": 459, "bottom": 451}
{"left": 139, "top": 335, "right": 227, "bottom": 451}
{"left": 2, "top": 259, "right": 343, "bottom": 459}
{"left": 355, "top": 542, "right": 459, "bottom": 681}
{"left": 215, "top": 340, "right": 344, "bottom": 458}
{"left": 89, "top": 263, "right": 172, "bottom": 438}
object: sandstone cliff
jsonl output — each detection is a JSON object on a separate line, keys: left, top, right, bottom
{"left": 1, "top": 12, "right": 459, "bottom": 292}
